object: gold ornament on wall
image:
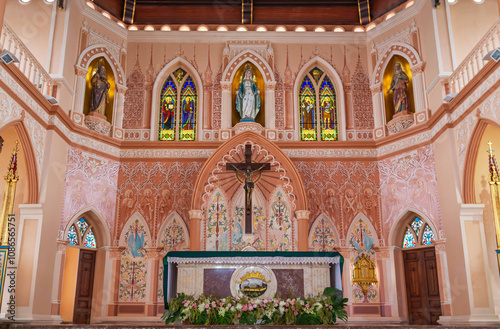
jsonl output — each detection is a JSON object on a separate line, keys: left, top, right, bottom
{"left": 0, "top": 141, "right": 19, "bottom": 246}
{"left": 352, "top": 254, "right": 377, "bottom": 296}
{"left": 487, "top": 141, "right": 500, "bottom": 273}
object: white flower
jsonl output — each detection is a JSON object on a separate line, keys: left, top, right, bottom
{"left": 236, "top": 304, "right": 243, "bottom": 311}
{"left": 230, "top": 306, "right": 236, "bottom": 312}
{"left": 279, "top": 306, "right": 285, "bottom": 315}
{"left": 279, "top": 301, "right": 286, "bottom": 307}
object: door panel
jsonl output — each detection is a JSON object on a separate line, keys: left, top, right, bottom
{"left": 73, "top": 250, "right": 96, "bottom": 324}
{"left": 403, "top": 247, "right": 442, "bottom": 325}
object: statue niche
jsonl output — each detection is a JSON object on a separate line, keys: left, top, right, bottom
{"left": 84, "top": 56, "right": 115, "bottom": 123}
{"left": 382, "top": 55, "right": 414, "bottom": 123}
{"left": 232, "top": 62, "right": 265, "bottom": 127}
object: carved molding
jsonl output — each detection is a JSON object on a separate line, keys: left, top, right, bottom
{"left": 386, "top": 113, "right": 414, "bottom": 134}
{"left": 85, "top": 114, "right": 112, "bottom": 135}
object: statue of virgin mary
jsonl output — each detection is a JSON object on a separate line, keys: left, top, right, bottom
{"left": 236, "top": 66, "right": 261, "bottom": 121}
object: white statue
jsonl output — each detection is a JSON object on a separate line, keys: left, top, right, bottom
{"left": 236, "top": 67, "right": 261, "bottom": 121}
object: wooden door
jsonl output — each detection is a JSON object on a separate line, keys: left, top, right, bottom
{"left": 403, "top": 247, "right": 442, "bottom": 325}
{"left": 73, "top": 250, "right": 96, "bottom": 324}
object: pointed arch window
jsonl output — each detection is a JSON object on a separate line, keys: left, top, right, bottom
{"left": 66, "top": 217, "right": 97, "bottom": 248}
{"left": 159, "top": 67, "right": 198, "bottom": 141}
{"left": 299, "top": 67, "right": 338, "bottom": 141}
{"left": 402, "top": 217, "right": 435, "bottom": 248}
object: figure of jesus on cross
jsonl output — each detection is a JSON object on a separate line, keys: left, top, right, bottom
{"left": 226, "top": 144, "right": 271, "bottom": 234}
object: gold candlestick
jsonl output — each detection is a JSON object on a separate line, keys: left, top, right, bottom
{"left": 487, "top": 141, "right": 500, "bottom": 273}
{"left": 0, "top": 141, "right": 19, "bottom": 246}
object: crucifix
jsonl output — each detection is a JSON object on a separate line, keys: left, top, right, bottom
{"left": 226, "top": 144, "right": 271, "bottom": 234}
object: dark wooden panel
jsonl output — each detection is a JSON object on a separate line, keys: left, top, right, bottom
{"left": 73, "top": 250, "right": 96, "bottom": 324}
{"left": 134, "top": 6, "right": 242, "bottom": 24}
{"left": 273, "top": 269, "right": 304, "bottom": 299}
{"left": 403, "top": 247, "right": 442, "bottom": 325}
{"left": 253, "top": 7, "right": 359, "bottom": 25}
{"left": 370, "top": 0, "right": 407, "bottom": 20}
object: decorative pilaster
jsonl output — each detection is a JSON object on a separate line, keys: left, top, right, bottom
{"left": 73, "top": 66, "right": 88, "bottom": 113}
{"left": 344, "top": 84, "right": 354, "bottom": 130}
{"left": 295, "top": 210, "right": 310, "bottom": 251}
{"left": 189, "top": 210, "right": 203, "bottom": 251}
{"left": 51, "top": 240, "right": 69, "bottom": 316}
{"left": 220, "top": 82, "right": 232, "bottom": 129}
{"left": 411, "top": 62, "right": 427, "bottom": 113}
{"left": 265, "top": 82, "right": 276, "bottom": 129}
{"left": 103, "top": 246, "right": 126, "bottom": 317}
{"left": 113, "top": 84, "right": 127, "bottom": 129}
{"left": 145, "top": 247, "right": 162, "bottom": 316}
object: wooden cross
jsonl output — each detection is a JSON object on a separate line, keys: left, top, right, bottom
{"left": 226, "top": 144, "right": 271, "bottom": 234}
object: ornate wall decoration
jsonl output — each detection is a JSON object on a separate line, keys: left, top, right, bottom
{"left": 119, "top": 217, "right": 149, "bottom": 302}
{"left": 157, "top": 215, "right": 189, "bottom": 302}
{"left": 61, "top": 147, "right": 119, "bottom": 234}
{"left": 378, "top": 145, "right": 443, "bottom": 239}
{"left": 352, "top": 57, "right": 374, "bottom": 130}
{"left": 309, "top": 215, "right": 338, "bottom": 251}
{"left": 116, "top": 161, "right": 203, "bottom": 244}
{"left": 123, "top": 56, "right": 145, "bottom": 129}
{"left": 212, "top": 66, "right": 223, "bottom": 130}
{"left": 0, "top": 88, "right": 22, "bottom": 129}
{"left": 295, "top": 161, "right": 381, "bottom": 240}
{"left": 274, "top": 68, "right": 285, "bottom": 130}
{"left": 205, "top": 189, "right": 230, "bottom": 251}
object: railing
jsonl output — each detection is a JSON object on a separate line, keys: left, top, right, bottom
{"left": 448, "top": 18, "right": 500, "bottom": 95}
{"left": 0, "top": 23, "right": 56, "bottom": 98}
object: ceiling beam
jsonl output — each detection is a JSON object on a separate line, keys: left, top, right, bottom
{"left": 242, "top": 0, "right": 253, "bottom": 24}
{"left": 358, "top": 0, "right": 371, "bottom": 24}
{"left": 123, "top": 0, "right": 137, "bottom": 24}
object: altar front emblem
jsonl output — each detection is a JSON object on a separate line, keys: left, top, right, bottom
{"left": 230, "top": 266, "right": 277, "bottom": 299}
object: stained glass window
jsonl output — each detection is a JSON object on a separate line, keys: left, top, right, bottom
{"left": 402, "top": 217, "right": 435, "bottom": 248}
{"left": 299, "top": 67, "right": 337, "bottom": 141}
{"left": 403, "top": 228, "right": 415, "bottom": 248}
{"left": 66, "top": 218, "right": 97, "bottom": 248}
{"left": 158, "top": 68, "right": 198, "bottom": 141}
{"left": 422, "top": 225, "right": 435, "bottom": 245}
{"left": 84, "top": 228, "right": 97, "bottom": 248}
{"left": 410, "top": 217, "right": 424, "bottom": 238}
{"left": 159, "top": 77, "right": 177, "bottom": 141}
{"left": 76, "top": 218, "right": 89, "bottom": 237}
{"left": 299, "top": 76, "right": 316, "bottom": 141}
{"left": 67, "top": 225, "right": 78, "bottom": 246}
{"left": 180, "top": 77, "right": 197, "bottom": 141}
{"left": 319, "top": 77, "right": 337, "bottom": 141}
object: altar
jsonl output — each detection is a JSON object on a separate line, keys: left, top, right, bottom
{"left": 163, "top": 251, "right": 343, "bottom": 307}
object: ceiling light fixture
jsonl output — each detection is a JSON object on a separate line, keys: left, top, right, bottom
{"left": 179, "top": 25, "right": 190, "bottom": 31}
{"left": 19, "top": 0, "right": 30, "bottom": 4}
{"left": 333, "top": 26, "right": 345, "bottom": 32}
{"left": 256, "top": 26, "right": 267, "bottom": 32}
{"left": 353, "top": 26, "right": 365, "bottom": 32}
{"left": 314, "top": 26, "right": 326, "bottom": 32}
{"left": 197, "top": 25, "right": 209, "bottom": 31}
{"left": 275, "top": 26, "right": 287, "bottom": 32}
{"left": 236, "top": 26, "right": 248, "bottom": 32}
{"left": 144, "top": 25, "right": 155, "bottom": 31}
{"left": 294, "top": 26, "right": 306, "bottom": 32}
{"left": 161, "top": 25, "right": 171, "bottom": 31}
{"left": 217, "top": 25, "right": 228, "bottom": 31}
{"left": 86, "top": 1, "right": 95, "bottom": 9}
{"left": 128, "top": 25, "right": 138, "bottom": 31}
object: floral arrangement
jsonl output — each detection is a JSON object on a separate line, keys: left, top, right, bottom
{"left": 162, "top": 287, "right": 348, "bottom": 325}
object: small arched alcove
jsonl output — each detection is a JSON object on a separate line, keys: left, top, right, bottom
{"left": 60, "top": 209, "right": 110, "bottom": 324}
{"left": 382, "top": 55, "right": 415, "bottom": 123}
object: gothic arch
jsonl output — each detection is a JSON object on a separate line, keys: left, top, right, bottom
{"left": 156, "top": 211, "right": 190, "bottom": 250}
{"left": 388, "top": 208, "right": 438, "bottom": 247}
{"left": 308, "top": 213, "right": 340, "bottom": 249}
{"left": 293, "top": 57, "right": 346, "bottom": 141}
{"left": 76, "top": 44, "right": 125, "bottom": 86}
{"left": 119, "top": 211, "right": 152, "bottom": 245}
{"left": 191, "top": 130, "right": 307, "bottom": 212}
{"left": 150, "top": 57, "right": 204, "bottom": 141}
{"left": 0, "top": 120, "right": 39, "bottom": 204}
{"left": 64, "top": 207, "right": 111, "bottom": 247}
{"left": 346, "top": 212, "right": 380, "bottom": 246}
{"left": 222, "top": 50, "right": 275, "bottom": 84}
{"left": 372, "top": 43, "right": 422, "bottom": 85}
{"left": 462, "top": 119, "right": 500, "bottom": 203}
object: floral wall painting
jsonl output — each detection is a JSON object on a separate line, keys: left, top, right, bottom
{"left": 119, "top": 214, "right": 150, "bottom": 302}
{"left": 308, "top": 214, "right": 339, "bottom": 251}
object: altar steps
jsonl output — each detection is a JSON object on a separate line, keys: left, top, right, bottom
{"left": 3, "top": 324, "right": 500, "bottom": 329}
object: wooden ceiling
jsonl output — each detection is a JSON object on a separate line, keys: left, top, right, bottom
{"left": 92, "top": 0, "right": 407, "bottom": 26}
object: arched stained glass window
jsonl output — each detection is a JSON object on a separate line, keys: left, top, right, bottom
{"left": 159, "top": 77, "right": 177, "bottom": 141}
{"left": 402, "top": 217, "right": 435, "bottom": 249}
{"left": 180, "top": 77, "right": 197, "bottom": 141}
{"left": 158, "top": 68, "right": 198, "bottom": 141}
{"left": 66, "top": 217, "right": 97, "bottom": 249}
{"left": 299, "top": 76, "right": 316, "bottom": 141}
{"left": 299, "top": 67, "right": 338, "bottom": 141}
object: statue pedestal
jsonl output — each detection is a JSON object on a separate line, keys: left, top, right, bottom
{"left": 232, "top": 121, "right": 265, "bottom": 136}
{"left": 85, "top": 112, "right": 112, "bottom": 135}
{"left": 386, "top": 113, "right": 414, "bottom": 134}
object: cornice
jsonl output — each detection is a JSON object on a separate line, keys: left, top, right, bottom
{"left": 75, "top": 0, "right": 128, "bottom": 40}
{"left": 1, "top": 53, "right": 499, "bottom": 162}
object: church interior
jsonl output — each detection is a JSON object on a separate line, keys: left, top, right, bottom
{"left": 0, "top": 0, "right": 499, "bottom": 326}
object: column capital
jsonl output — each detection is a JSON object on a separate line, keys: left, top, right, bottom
{"left": 411, "top": 61, "right": 426, "bottom": 74}
{"left": 220, "top": 82, "right": 232, "bottom": 91}
{"left": 75, "top": 66, "right": 87, "bottom": 77}
{"left": 370, "top": 83, "right": 383, "bottom": 94}
{"left": 189, "top": 209, "right": 203, "bottom": 220}
{"left": 265, "top": 82, "right": 277, "bottom": 91}
{"left": 101, "top": 246, "right": 126, "bottom": 259}
{"left": 295, "top": 210, "right": 310, "bottom": 221}
{"left": 115, "top": 84, "right": 127, "bottom": 95}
